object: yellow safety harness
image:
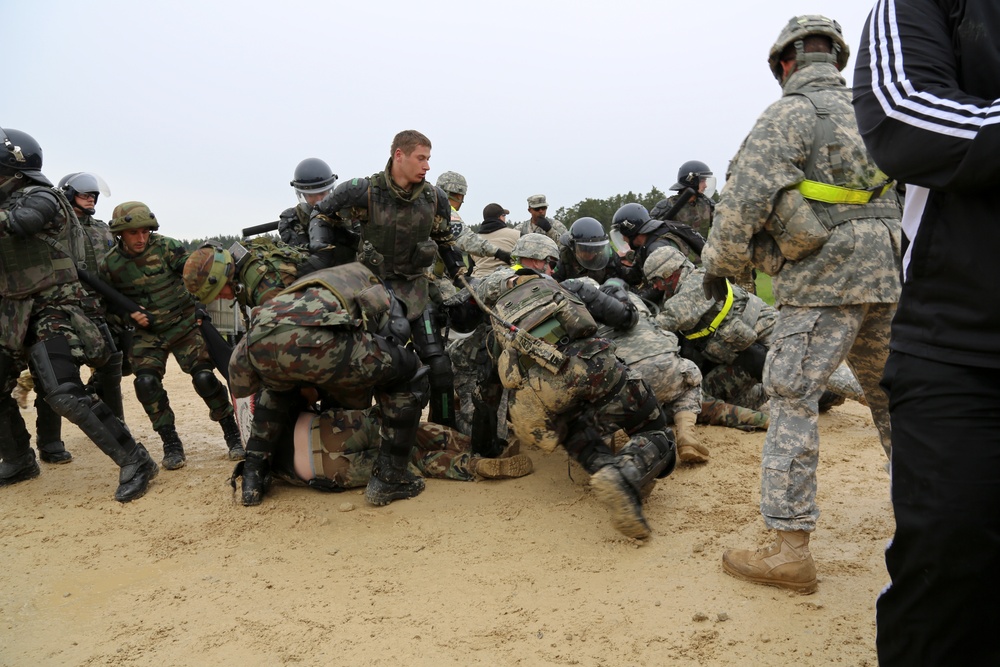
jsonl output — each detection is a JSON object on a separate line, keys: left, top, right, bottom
{"left": 684, "top": 279, "right": 734, "bottom": 340}
{"left": 796, "top": 180, "right": 894, "bottom": 205}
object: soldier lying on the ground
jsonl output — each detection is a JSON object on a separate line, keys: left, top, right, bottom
{"left": 231, "top": 405, "right": 533, "bottom": 498}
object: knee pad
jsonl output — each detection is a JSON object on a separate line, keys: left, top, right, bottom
{"left": 191, "top": 368, "right": 223, "bottom": 399}
{"left": 29, "top": 338, "right": 81, "bottom": 396}
{"left": 133, "top": 373, "right": 163, "bottom": 404}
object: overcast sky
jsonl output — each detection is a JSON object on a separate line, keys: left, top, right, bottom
{"left": 6, "top": 0, "right": 878, "bottom": 240}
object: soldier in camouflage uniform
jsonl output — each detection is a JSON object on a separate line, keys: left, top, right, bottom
{"left": 278, "top": 158, "right": 337, "bottom": 248}
{"left": 227, "top": 262, "right": 433, "bottom": 507}
{"left": 517, "top": 194, "right": 568, "bottom": 244}
{"left": 309, "top": 131, "right": 467, "bottom": 430}
{"left": 552, "top": 217, "right": 634, "bottom": 285}
{"left": 476, "top": 234, "right": 677, "bottom": 540}
{"left": 611, "top": 202, "right": 706, "bottom": 292}
{"left": 100, "top": 201, "right": 245, "bottom": 470}
{"left": 0, "top": 128, "right": 158, "bottom": 501}
{"left": 650, "top": 160, "right": 717, "bottom": 241}
{"left": 580, "top": 276, "right": 709, "bottom": 463}
{"left": 242, "top": 405, "right": 533, "bottom": 497}
{"left": 700, "top": 16, "right": 901, "bottom": 593}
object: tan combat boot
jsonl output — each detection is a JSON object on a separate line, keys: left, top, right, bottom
{"left": 674, "top": 411, "right": 710, "bottom": 463}
{"left": 722, "top": 530, "right": 818, "bottom": 593}
{"left": 471, "top": 454, "right": 533, "bottom": 479}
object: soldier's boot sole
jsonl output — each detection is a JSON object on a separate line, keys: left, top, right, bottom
{"left": 227, "top": 444, "right": 247, "bottom": 461}
{"left": 0, "top": 457, "right": 41, "bottom": 487}
{"left": 589, "top": 466, "right": 651, "bottom": 540}
{"left": 678, "top": 444, "right": 710, "bottom": 464}
{"left": 474, "top": 454, "right": 533, "bottom": 479}
{"left": 364, "top": 475, "right": 426, "bottom": 507}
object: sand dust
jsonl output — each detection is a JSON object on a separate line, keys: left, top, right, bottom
{"left": 1, "top": 358, "right": 892, "bottom": 666}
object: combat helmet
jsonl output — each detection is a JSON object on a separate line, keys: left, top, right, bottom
{"left": 643, "top": 246, "right": 690, "bottom": 282}
{"left": 183, "top": 243, "right": 235, "bottom": 304}
{"left": 768, "top": 15, "right": 849, "bottom": 82}
{"left": 291, "top": 158, "right": 337, "bottom": 194}
{"left": 671, "top": 160, "right": 715, "bottom": 193}
{"left": 0, "top": 127, "right": 50, "bottom": 185}
{"left": 109, "top": 201, "right": 159, "bottom": 233}
{"left": 435, "top": 171, "right": 468, "bottom": 196}
{"left": 512, "top": 232, "right": 559, "bottom": 262}
{"left": 612, "top": 203, "right": 659, "bottom": 239}
{"left": 60, "top": 172, "right": 110, "bottom": 214}
{"left": 567, "top": 217, "right": 611, "bottom": 270}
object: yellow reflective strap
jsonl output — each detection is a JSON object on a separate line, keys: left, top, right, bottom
{"left": 796, "top": 180, "right": 873, "bottom": 205}
{"left": 684, "top": 280, "right": 734, "bottom": 340}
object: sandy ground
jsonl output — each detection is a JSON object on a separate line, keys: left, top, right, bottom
{"left": 1, "top": 358, "right": 893, "bottom": 666}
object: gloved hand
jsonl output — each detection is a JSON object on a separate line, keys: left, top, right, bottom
{"left": 533, "top": 217, "right": 552, "bottom": 232}
{"left": 451, "top": 265, "right": 469, "bottom": 288}
{"left": 599, "top": 278, "right": 630, "bottom": 303}
{"left": 703, "top": 273, "right": 729, "bottom": 302}
{"left": 494, "top": 248, "right": 512, "bottom": 264}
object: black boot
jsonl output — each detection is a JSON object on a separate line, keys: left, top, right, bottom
{"left": 114, "top": 443, "right": 159, "bottom": 502}
{"left": 1, "top": 399, "right": 41, "bottom": 486}
{"left": 365, "top": 452, "right": 425, "bottom": 506}
{"left": 220, "top": 415, "right": 246, "bottom": 461}
{"left": 35, "top": 394, "right": 72, "bottom": 463}
{"left": 234, "top": 451, "right": 270, "bottom": 506}
{"left": 157, "top": 425, "right": 186, "bottom": 470}
{"left": 0, "top": 450, "right": 41, "bottom": 487}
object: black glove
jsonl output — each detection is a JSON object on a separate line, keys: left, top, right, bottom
{"left": 703, "top": 273, "right": 729, "bottom": 302}
{"left": 599, "top": 278, "right": 630, "bottom": 303}
{"left": 494, "top": 248, "right": 512, "bottom": 264}
{"left": 534, "top": 217, "right": 552, "bottom": 232}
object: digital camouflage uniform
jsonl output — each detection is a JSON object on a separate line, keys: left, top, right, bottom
{"left": 651, "top": 193, "right": 715, "bottom": 241}
{"left": 477, "top": 267, "right": 676, "bottom": 539}
{"left": 701, "top": 60, "right": 901, "bottom": 536}
{"left": 515, "top": 216, "right": 567, "bottom": 245}
{"left": 228, "top": 263, "right": 430, "bottom": 507}
{"left": 101, "top": 232, "right": 234, "bottom": 432}
{"left": 310, "top": 161, "right": 466, "bottom": 429}
{"left": 0, "top": 168, "right": 157, "bottom": 501}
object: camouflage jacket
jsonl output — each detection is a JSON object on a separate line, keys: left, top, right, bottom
{"left": 653, "top": 264, "right": 776, "bottom": 364}
{"left": 650, "top": 193, "right": 715, "bottom": 240}
{"left": 278, "top": 203, "right": 311, "bottom": 247}
{"left": 701, "top": 63, "right": 902, "bottom": 307}
{"left": 516, "top": 217, "right": 567, "bottom": 244}
{"left": 76, "top": 213, "right": 114, "bottom": 317}
{"left": 100, "top": 234, "right": 197, "bottom": 336}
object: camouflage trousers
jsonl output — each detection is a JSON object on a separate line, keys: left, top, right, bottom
{"left": 295, "top": 408, "right": 476, "bottom": 488}
{"left": 499, "top": 338, "right": 664, "bottom": 460}
{"left": 448, "top": 324, "right": 489, "bottom": 436}
{"left": 131, "top": 324, "right": 233, "bottom": 431}
{"left": 701, "top": 365, "right": 770, "bottom": 430}
{"left": 630, "top": 352, "right": 703, "bottom": 419}
{"left": 760, "top": 302, "right": 894, "bottom": 532}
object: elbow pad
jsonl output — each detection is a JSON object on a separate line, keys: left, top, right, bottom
{"left": 5, "top": 189, "right": 60, "bottom": 236}
{"left": 314, "top": 178, "right": 370, "bottom": 218}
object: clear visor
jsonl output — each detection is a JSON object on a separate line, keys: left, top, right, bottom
{"left": 700, "top": 175, "right": 717, "bottom": 199}
{"left": 575, "top": 240, "right": 611, "bottom": 270}
{"left": 296, "top": 187, "right": 333, "bottom": 206}
{"left": 609, "top": 228, "right": 631, "bottom": 254}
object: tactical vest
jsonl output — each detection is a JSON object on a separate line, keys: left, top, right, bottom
{"left": 236, "top": 237, "right": 310, "bottom": 308}
{"left": 766, "top": 89, "right": 900, "bottom": 260}
{"left": 493, "top": 275, "right": 597, "bottom": 347}
{"left": 277, "top": 262, "right": 391, "bottom": 335}
{"left": 0, "top": 186, "right": 86, "bottom": 298}
{"left": 103, "top": 234, "right": 194, "bottom": 330}
{"left": 361, "top": 174, "right": 439, "bottom": 280}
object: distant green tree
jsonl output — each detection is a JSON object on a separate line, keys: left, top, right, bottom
{"left": 554, "top": 186, "right": 668, "bottom": 231}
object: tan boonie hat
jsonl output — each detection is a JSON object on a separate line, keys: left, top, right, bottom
{"left": 526, "top": 194, "right": 549, "bottom": 209}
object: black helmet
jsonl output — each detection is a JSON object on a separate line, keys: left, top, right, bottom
{"left": 60, "top": 172, "right": 109, "bottom": 214}
{"left": 568, "top": 217, "right": 611, "bottom": 270}
{"left": 1, "top": 127, "right": 50, "bottom": 185}
{"left": 291, "top": 158, "right": 337, "bottom": 195}
{"left": 671, "top": 160, "right": 714, "bottom": 191}
{"left": 612, "top": 203, "right": 658, "bottom": 239}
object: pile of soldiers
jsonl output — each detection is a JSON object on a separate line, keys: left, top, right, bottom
{"left": 1, "top": 11, "right": 901, "bottom": 597}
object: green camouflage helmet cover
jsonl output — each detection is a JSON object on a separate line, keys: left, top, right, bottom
{"left": 183, "top": 243, "right": 235, "bottom": 304}
{"left": 109, "top": 201, "right": 159, "bottom": 232}
{"left": 512, "top": 233, "right": 559, "bottom": 262}
{"left": 435, "top": 171, "right": 467, "bottom": 196}
{"left": 643, "top": 246, "right": 690, "bottom": 282}
{"left": 768, "top": 15, "right": 849, "bottom": 82}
